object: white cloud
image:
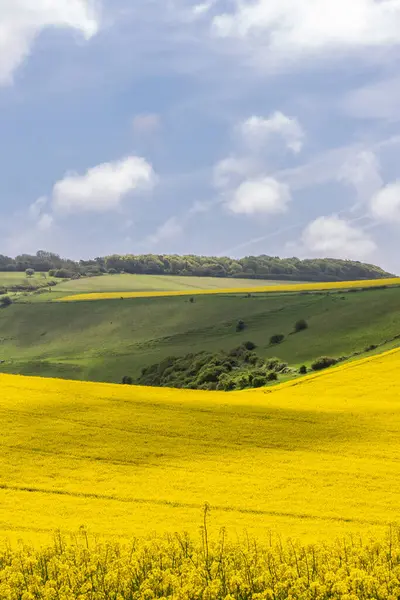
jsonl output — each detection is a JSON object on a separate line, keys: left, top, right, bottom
{"left": 371, "top": 181, "right": 400, "bottom": 223}
{"left": 212, "top": 0, "right": 400, "bottom": 63}
{"left": 146, "top": 217, "right": 182, "bottom": 245}
{"left": 192, "top": 2, "right": 215, "bottom": 18}
{"left": 213, "top": 156, "right": 254, "bottom": 189}
{"left": 52, "top": 156, "right": 156, "bottom": 214}
{"left": 301, "top": 215, "right": 376, "bottom": 259}
{"left": 37, "top": 213, "right": 54, "bottom": 231}
{"left": 240, "top": 112, "right": 305, "bottom": 153}
{"left": 225, "top": 176, "right": 291, "bottom": 215}
{"left": 29, "top": 196, "right": 48, "bottom": 220}
{"left": 339, "top": 150, "right": 383, "bottom": 209}
{"left": 0, "top": 0, "right": 99, "bottom": 85}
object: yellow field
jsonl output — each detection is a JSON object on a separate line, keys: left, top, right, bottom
{"left": 1, "top": 348, "right": 400, "bottom": 547}
{"left": 56, "top": 277, "right": 400, "bottom": 301}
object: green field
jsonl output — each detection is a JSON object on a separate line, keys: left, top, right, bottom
{"left": 18, "top": 273, "right": 303, "bottom": 302}
{"left": 1, "top": 285, "right": 400, "bottom": 383}
{"left": 0, "top": 271, "right": 56, "bottom": 291}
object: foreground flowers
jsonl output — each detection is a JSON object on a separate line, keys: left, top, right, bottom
{"left": 1, "top": 527, "right": 400, "bottom": 600}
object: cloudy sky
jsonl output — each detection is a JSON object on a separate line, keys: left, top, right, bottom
{"left": 1, "top": 0, "right": 400, "bottom": 272}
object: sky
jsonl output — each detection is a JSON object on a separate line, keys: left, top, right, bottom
{"left": 1, "top": 1, "right": 400, "bottom": 272}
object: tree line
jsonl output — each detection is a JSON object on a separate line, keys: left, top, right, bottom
{"left": 0, "top": 250, "right": 393, "bottom": 282}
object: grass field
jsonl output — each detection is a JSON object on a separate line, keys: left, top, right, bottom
{"left": 0, "top": 271, "right": 55, "bottom": 290}
{"left": 55, "top": 276, "right": 400, "bottom": 302}
{"left": 1, "top": 285, "right": 400, "bottom": 382}
{"left": 1, "top": 348, "right": 400, "bottom": 545}
{"left": 57, "top": 273, "right": 303, "bottom": 293}
{"left": 17, "top": 273, "right": 305, "bottom": 303}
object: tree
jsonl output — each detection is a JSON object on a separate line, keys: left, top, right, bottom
{"left": 242, "top": 341, "right": 256, "bottom": 350}
{"left": 299, "top": 365, "right": 307, "bottom": 375}
{"left": 122, "top": 376, "right": 133, "bottom": 385}
{"left": 270, "top": 334, "right": 285, "bottom": 345}
{"left": 294, "top": 319, "right": 308, "bottom": 333}
{"left": 236, "top": 320, "right": 246, "bottom": 332}
{"left": 26, "top": 268, "right": 35, "bottom": 277}
{"left": 0, "top": 296, "right": 12, "bottom": 308}
{"left": 311, "top": 357, "right": 338, "bottom": 371}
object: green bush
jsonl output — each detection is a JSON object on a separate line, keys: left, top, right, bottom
{"left": 311, "top": 357, "right": 338, "bottom": 371}
{"left": 270, "top": 334, "right": 285, "bottom": 345}
{"left": 236, "top": 320, "right": 245, "bottom": 332}
{"left": 242, "top": 341, "right": 256, "bottom": 350}
{"left": 0, "top": 296, "right": 12, "bottom": 308}
{"left": 365, "top": 344, "right": 378, "bottom": 352}
{"left": 121, "top": 376, "right": 133, "bottom": 385}
{"left": 252, "top": 375, "right": 267, "bottom": 388}
{"left": 294, "top": 319, "right": 308, "bottom": 333}
{"left": 299, "top": 365, "right": 307, "bottom": 375}
{"left": 266, "top": 371, "right": 278, "bottom": 382}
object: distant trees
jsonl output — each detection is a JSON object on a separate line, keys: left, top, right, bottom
{"left": 0, "top": 251, "right": 393, "bottom": 282}
{"left": 122, "top": 376, "right": 133, "bottom": 385}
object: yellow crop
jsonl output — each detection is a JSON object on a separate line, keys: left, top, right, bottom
{"left": 56, "top": 277, "right": 400, "bottom": 302}
{"left": 1, "top": 348, "right": 400, "bottom": 546}
{"left": 1, "top": 526, "right": 400, "bottom": 600}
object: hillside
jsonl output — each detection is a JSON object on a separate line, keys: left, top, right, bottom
{"left": 1, "top": 348, "right": 400, "bottom": 543}
{"left": 1, "top": 282, "right": 400, "bottom": 383}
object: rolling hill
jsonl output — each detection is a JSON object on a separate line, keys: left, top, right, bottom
{"left": 1, "top": 348, "right": 400, "bottom": 544}
{"left": 1, "top": 282, "right": 400, "bottom": 383}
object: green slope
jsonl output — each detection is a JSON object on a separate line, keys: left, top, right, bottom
{"left": 22, "top": 273, "right": 305, "bottom": 302}
{"left": 1, "top": 286, "right": 400, "bottom": 383}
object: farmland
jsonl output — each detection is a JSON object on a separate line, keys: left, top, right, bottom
{"left": 56, "top": 275, "right": 400, "bottom": 302}
{"left": 1, "top": 283, "right": 400, "bottom": 383}
{"left": 0, "top": 348, "right": 400, "bottom": 546}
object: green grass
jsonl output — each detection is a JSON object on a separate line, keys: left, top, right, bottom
{"left": 22, "top": 273, "right": 304, "bottom": 302}
{"left": 0, "top": 271, "right": 56, "bottom": 291}
{"left": 1, "top": 286, "right": 400, "bottom": 383}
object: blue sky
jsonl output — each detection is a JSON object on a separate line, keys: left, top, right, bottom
{"left": 1, "top": 0, "right": 400, "bottom": 272}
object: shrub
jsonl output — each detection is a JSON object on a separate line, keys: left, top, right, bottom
{"left": 270, "top": 334, "right": 285, "bottom": 345}
{"left": 311, "top": 357, "right": 338, "bottom": 371}
{"left": 252, "top": 375, "right": 267, "bottom": 388}
{"left": 266, "top": 371, "right": 278, "bottom": 382}
{"left": 299, "top": 365, "right": 307, "bottom": 375}
{"left": 242, "top": 341, "right": 256, "bottom": 350}
{"left": 236, "top": 320, "right": 245, "bottom": 332}
{"left": 51, "top": 269, "right": 74, "bottom": 279}
{"left": 365, "top": 344, "right": 378, "bottom": 352}
{"left": 294, "top": 319, "right": 308, "bottom": 333}
{"left": 189, "top": 297, "right": 195, "bottom": 304}
{"left": 25, "top": 268, "right": 35, "bottom": 277}
{"left": 108, "top": 268, "right": 118, "bottom": 274}
{"left": 122, "top": 376, "right": 133, "bottom": 385}
{"left": 0, "top": 296, "right": 12, "bottom": 308}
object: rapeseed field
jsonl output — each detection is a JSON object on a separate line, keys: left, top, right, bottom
{"left": 56, "top": 277, "right": 400, "bottom": 302}
{"left": 2, "top": 526, "right": 400, "bottom": 599}
{"left": 1, "top": 349, "right": 400, "bottom": 546}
